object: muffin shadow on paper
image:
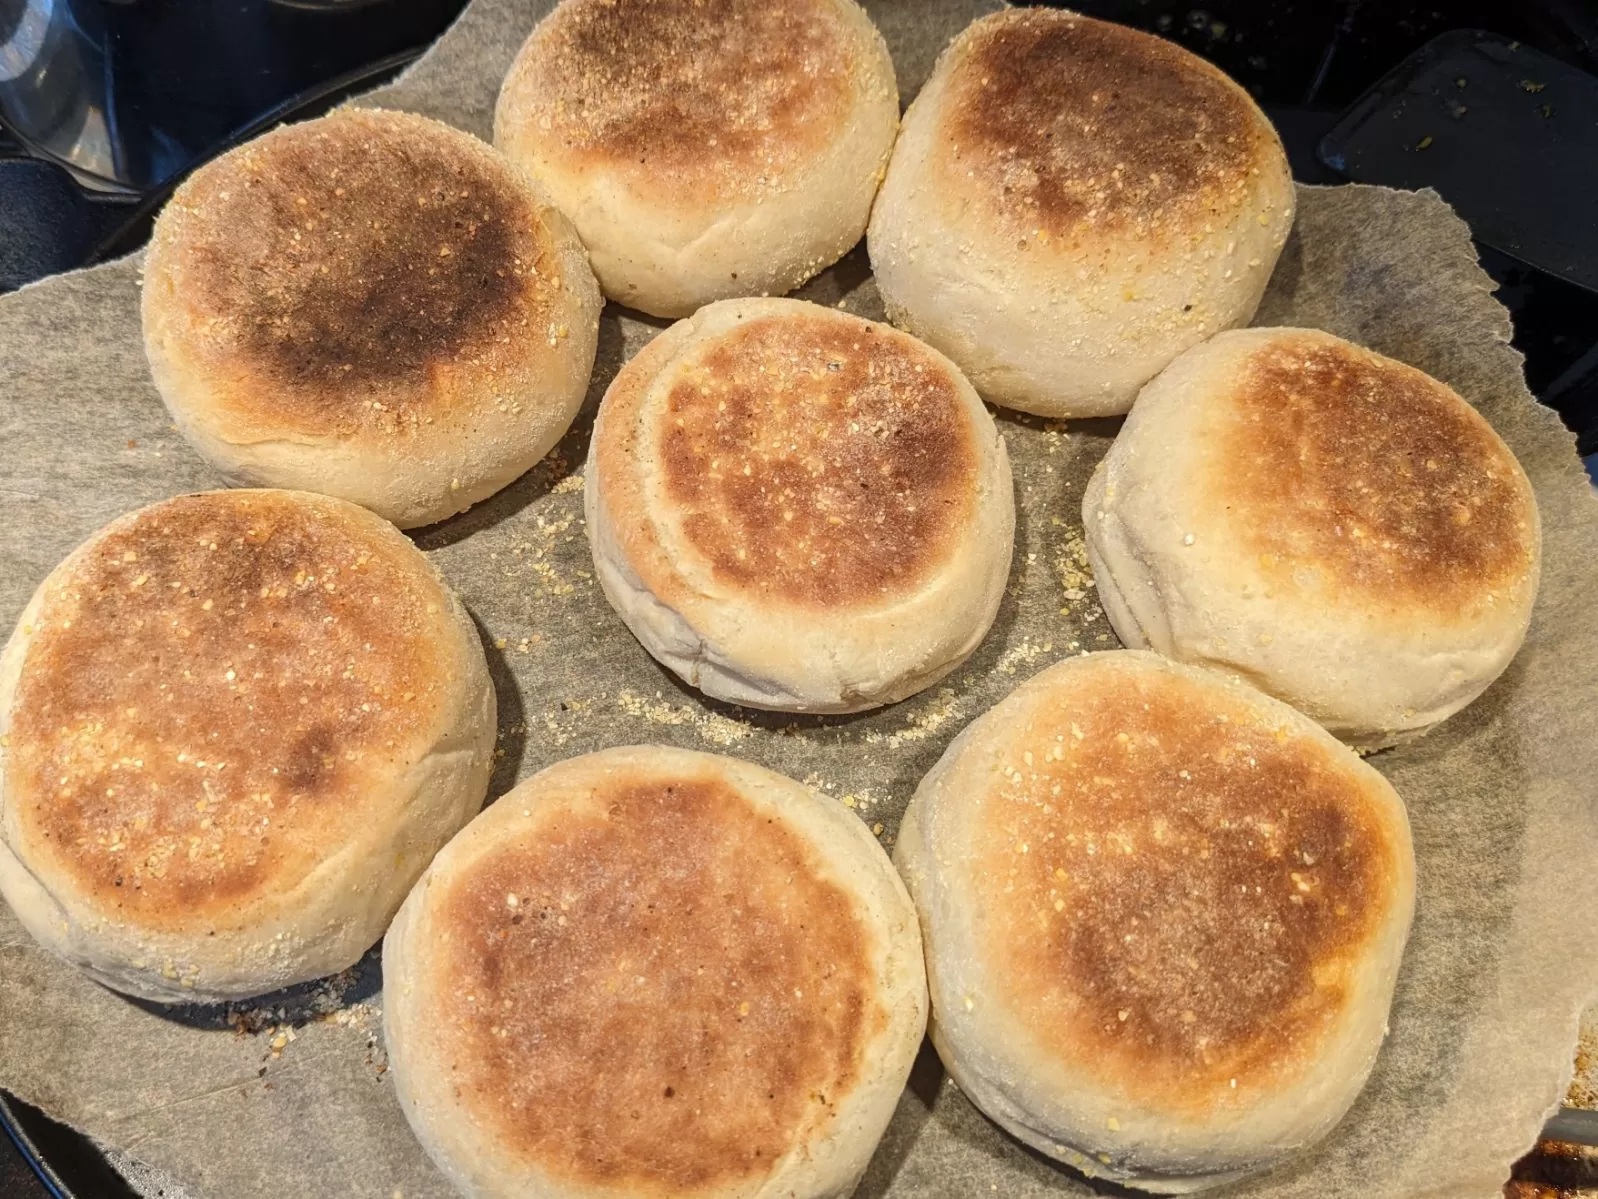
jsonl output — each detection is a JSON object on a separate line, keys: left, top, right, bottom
{"left": 120, "top": 943, "right": 385, "bottom": 1035}
{"left": 470, "top": 612, "right": 530, "bottom": 804}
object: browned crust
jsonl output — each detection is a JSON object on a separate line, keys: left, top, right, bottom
{"left": 1215, "top": 334, "right": 1538, "bottom": 613}
{"left": 970, "top": 663, "right": 1405, "bottom": 1108}
{"left": 6, "top": 492, "right": 458, "bottom": 930}
{"left": 600, "top": 307, "right": 979, "bottom": 610}
{"left": 148, "top": 109, "right": 563, "bottom": 436}
{"left": 431, "top": 770, "right": 885, "bottom": 1192}
{"left": 503, "top": 0, "right": 861, "bottom": 199}
{"left": 938, "top": 9, "right": 1277, "bottom": 240}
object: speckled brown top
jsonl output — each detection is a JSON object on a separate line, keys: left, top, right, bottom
{"left": 940, "top": 9, "right": 1273, "bottom": 239}
{"left": 150, "top": 109, "right": 561, "bottom": 433}
{"left": 1215, "top": 334, "right": 1538, "bottom": 613}
{"left": 6, "top": 492, "right": 455, "bottom": 932}
{"left": 505, "top": 0, "right": 859, "bottom": 198}
{"left": 969, "top": 660, "right": 1405, "bottom": 1108}
{"left": 657, "top": 312, "right": 977, "bottom": 607}
{"left": 432, "top": 771, "right": 883, "bottom": 1192}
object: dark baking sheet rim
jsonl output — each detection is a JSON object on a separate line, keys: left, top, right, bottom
{"left": 1, "top": 1090, "right": 134, "bottom": 1199}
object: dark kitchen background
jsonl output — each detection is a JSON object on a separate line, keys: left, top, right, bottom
{"left": 2, "top": 1, "right": 1596, "bottom": 1196}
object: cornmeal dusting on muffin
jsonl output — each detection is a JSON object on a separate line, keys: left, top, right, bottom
{"left": 944, "top": 10, "right": 1271, "bottom": 240}
{"left": 972, "top": 669, "right": 1398, "bottom": 1107}
{"left": 512, "top": 0, "right": 861, "bottom": 199}
{"left": 1219, "top": 336, "right": 1536, "bottom": 610}
{"left": 157, "top": 111, "right": 561, "bottom": 431}
{"left": 433, "top": 775, "right": 884, "bottom": 1188}
{"left": 658, "top": 313, "right": 977, "bottom": 606}
{"left": 6, "top": 493, "right": 452, "bottom": 930}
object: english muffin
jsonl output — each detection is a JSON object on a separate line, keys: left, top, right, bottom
{"left": 142, "top": 108, "right": 601, "bottom": 529}
{"left": 895, "top": 651, "right": 1415, "bottom": 1191}
{"left": 495, "top": 0, "right": 898, "bottom": 317}
{"left": 384, "top": 744, "right": 926, "bottom": 1199}
{"left": 585, "top": 297, "right": 1014, "bottom": 712}
{"left": 1084, "top": 327, "right": 1541, "bottom": 748}
{"left": 869, "top": 8, "right": 1294, "bottom": 418}
{"left": 0, "top": 490, "right": 494, "bottom": 1002}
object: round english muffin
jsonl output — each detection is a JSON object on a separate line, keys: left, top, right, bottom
{"left": 0, "top": 490, "right": 495, "bottom": 1003}
{"left": 384, "top": 744, "right": 926, "bottom": 1199}
{"left": 494, "top": 0, "right": 898, "bottom": 318}
{"left": 585, "top": 297, "right": 1014, "bottom": 712}
{"left": 868, "top": 8, "right": 1294, "bottom": 418}
{"left": 895, "top": 651, "right": 1416, "bottom": 1192}
{"left": 142, "top": 107, "right": 601, "bottom": 529}
{"left": 1084, "top": 326, "right": 1541, "bottom": 748}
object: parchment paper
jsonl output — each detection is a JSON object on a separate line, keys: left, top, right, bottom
{"left": 2, "top": 3, "right": 1597, "bottom": 1197}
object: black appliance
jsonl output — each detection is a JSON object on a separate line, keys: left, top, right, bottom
{"left": 0, "top": 0, "right": 469, "bottom": 286}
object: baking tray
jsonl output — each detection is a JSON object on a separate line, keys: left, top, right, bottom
{"left": 1317, "top": 29, "right": 1598, "bottom": 294}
